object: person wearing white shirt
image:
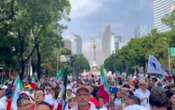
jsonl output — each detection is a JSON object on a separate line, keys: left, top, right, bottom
{"left": 0, "top": 87, "right": 7, "bottom": 110}
{"left": 134, "top": 80, "right": 150, "bottom": 109}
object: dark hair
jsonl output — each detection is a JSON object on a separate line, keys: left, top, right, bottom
{"left": 127, "top": 95, "right": 140, "bottom": 105}
{"left": 123, "top": 84, "right": 130, "bottom": 89}
{"left": 128, "top": 90, "right": 134, "bottom": 96}
{"left": 152, "top": 77, "right": 158, "bottom": 82}
{"left": 149, "top": 87, "right": 169, "bottom": 108}
{"left": 52, "top": 87, "right": 59, "bottom": 99}
{"left": 17, "top": 93, "right": 30, "bottom": 107}
{"left": 5, "top": 88, "right": 13, "bottom": 97}
{"left": 37, "top": 101, "right": 51, "bottom": 110}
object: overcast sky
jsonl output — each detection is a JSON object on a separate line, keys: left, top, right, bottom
{"left": 63, "top": 0, "right": 153, "bottom": 65}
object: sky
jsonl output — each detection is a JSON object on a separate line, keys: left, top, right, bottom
{"left": 63, "top": 0, "right": 153, "bottom": 65}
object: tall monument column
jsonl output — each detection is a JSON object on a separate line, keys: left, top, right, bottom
{"left": 90, "top": 39, "right": 100, "bottom": 76}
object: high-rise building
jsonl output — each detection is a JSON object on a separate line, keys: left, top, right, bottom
{"left": 63, "top": 39, "right": 72, "bottom": 51}
{"left": 110, "top": 35, "right": 121, "bottom": 54}
{"left": 64, "top": 34, "right": 82, "bottom": 54}
{"left": 64, "top": 34, "right": 82, "bottom": 55}
{"left": 102, "top": 25, "right": 121, "bottom": 60}
{"left": 71, "top": 34, "right": 82, "bottom": 54}
{"left": 102, "top": 25, "right": 112, "bottom": 59}
{"left": 153, "top": 0, "right": 172, "bottom": 32}
{"left": 134, "top": 25, "right": 151, "bottom": 38}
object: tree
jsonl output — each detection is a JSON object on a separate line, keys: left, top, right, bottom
{"left": 0, "top": 35, "right": 18, "bottom": 70}
{"left": 0, "top": 0, "right": 17, "bottom": 70}
{"left": 71, "top": 54, "right": 90, "bottom": 77}
{"left": 162, "top": 10, "right": 175, "bottom": 30}
{"left": 0, "top": 0, "right": 70, "bottom": 79}
{"left": 104, "top": 31, "right": 175, "bottom": 74}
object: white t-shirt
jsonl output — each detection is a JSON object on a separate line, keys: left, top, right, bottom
{"left": 45, "top": 94, "right": 59, "bottom": 109}
{"left": 124, "top": 104, "right": 148, "bottom": 110}
{"left": 0, "top": 96, "right": 7, "bottom": 110}
{"left": 134, "top": 89, "right": 150, "bottom": 109}
{"left": 99, "top": 106, "right": 108, "bottom": 110}
{"left": 114, "top": 98, "right": 122, "bottom": 109}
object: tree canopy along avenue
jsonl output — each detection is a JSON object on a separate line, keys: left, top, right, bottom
{"left": 104, "top": 9, "right": 175, "bottom": 74}
{"left": 0, "top": 0, "right": 71, "bottom": 79}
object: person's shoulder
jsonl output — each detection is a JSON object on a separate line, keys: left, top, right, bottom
{"left": 89, "top": 102, "right": 98, "bottom": 110}
{"left": 134, "top": 88, "right": 141, "bottom": 94}
{"left": 29, "top": 103, "right": 36, "bottom": 110}
{"left": 135, "top": 88, "right": 141, "bottom": 92}
{"left": 145, "top": 89, "right": 151, "bottom": 95}
{"left": 124, "top": 104, "right": 148, "bottom": 110}
{"left": 99, "top": 106, "right": 108, "bottom": 110}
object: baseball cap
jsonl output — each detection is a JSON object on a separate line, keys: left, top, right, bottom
{"left": 76, "top": 85, "right": 91, "bottom": 94}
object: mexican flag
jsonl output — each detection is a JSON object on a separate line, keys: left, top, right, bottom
{"left": 56, "top": 69, "right": 64, "bottom": 81}
{"left": 100, "top": 67, "right": 110, "bottom": 92}
{"left": 32, "top": 73, "right": 38, "bottom": 82}
{"left": 12, "top": 76, "right": 23, "bottom": 110}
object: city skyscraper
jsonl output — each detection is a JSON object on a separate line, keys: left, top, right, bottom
{"left": 134, "top": 25, "right": 151, "bottom": 38}
{"left": 63, "top": 39, "right": 72, "bottom": 51}
{"left": 110, "top": 35, "right": 121, "bottom": 54}
{"left": 64, "top": 34, "right": 82, "bottom": 55}
{"left": 102, "top": 25, "right": 122, "bottom": 61}
{"left": 153, "top": 0, "right": 172, "bottom": 32}
{"left": 71, "top": 34, "right": 82, "bottom": 54}
{"left": 102, "top": 25, "right": 112, "bottom": 59}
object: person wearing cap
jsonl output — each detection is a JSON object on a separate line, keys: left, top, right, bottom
{"left": 72, "top": 85, "right": 97, "bottom": 110}
{"left": 17, "top": 93, "right": 33, "bottom": 110}
{"left": 134, "top": 80, "right": 150, "bottom": 109}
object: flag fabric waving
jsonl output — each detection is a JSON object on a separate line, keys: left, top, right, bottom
{"left": 147, "top": 55, "right": 167, "bottom": 75}
{"left": 56, "top": 70, "right": 64, "bottom": 81}
{"left": 100, "top": 67, "right": 110, "bottom": 92}
{"left": 32, "top": 72, "right": 37, "bottom": 82}
{"left": 12, "top": 76, "right": 23, "bottom": 110}
{"left": 98, "top": 85, "right": 110, "bottom": 104}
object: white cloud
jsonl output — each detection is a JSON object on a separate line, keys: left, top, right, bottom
{"left": 70, "top": 0, "right": 103, "bottom": 18}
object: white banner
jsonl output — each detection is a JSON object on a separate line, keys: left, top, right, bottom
{"left": 147, "top": 55, "right": 167, "bottom": 75}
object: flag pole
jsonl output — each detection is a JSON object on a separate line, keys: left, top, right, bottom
{"left": 168, "top": 46, "right": 171, "bottom": 73}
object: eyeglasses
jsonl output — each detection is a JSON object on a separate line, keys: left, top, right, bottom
{"left": 34, "top": 93, "right": 44, "bottom": 96}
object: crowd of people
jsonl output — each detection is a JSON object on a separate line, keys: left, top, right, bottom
{"left": 0, "top": 72, "right": 174, "bottom": 110}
